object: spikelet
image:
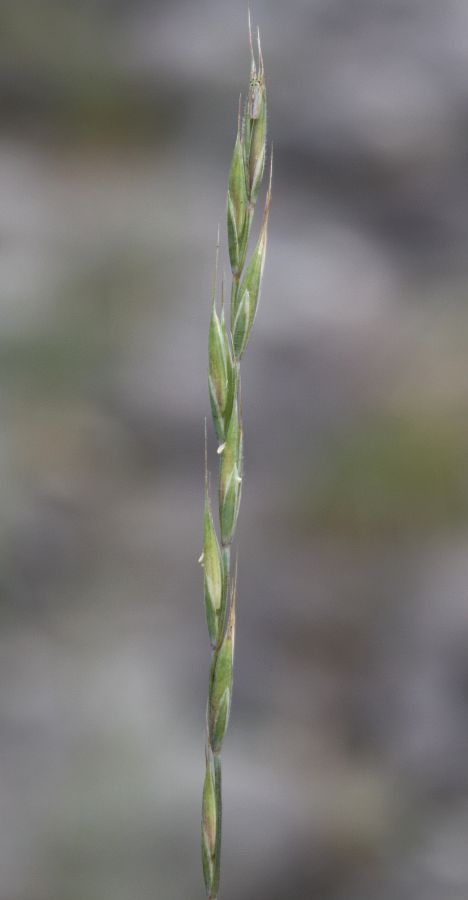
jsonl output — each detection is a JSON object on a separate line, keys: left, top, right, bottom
{"left": 201, "top": 746, "right": 217, "bottom": 894}
{"left": 209, "top": 588, "right": 236, "bottom": 753}
{"left": 219, "top": 401, "right": 243, "bottom": 546}
{"left": 232, "top": 153, "right": 272, "bottom": 359}
{"left": 203, "top": 485, "right": 223, "bottom": 646}
{"left": 227, "top": 102, "right": 249, "bottom": 275}
{"left": 245, "top": 21, "right": 267, "bottom": 202}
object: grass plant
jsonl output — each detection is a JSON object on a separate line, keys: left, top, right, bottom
{"left": 199, "top": 14, "right": 272, "bottom": 900}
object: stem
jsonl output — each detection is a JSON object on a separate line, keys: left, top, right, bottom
{"left": 212, "top": 753, "right": 223, "bottom": 897}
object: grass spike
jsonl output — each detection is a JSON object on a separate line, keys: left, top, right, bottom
{"left": 200, "top": 17, "right": 271, "bottom": 898}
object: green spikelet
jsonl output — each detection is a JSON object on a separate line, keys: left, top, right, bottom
{"left": 249, "top": 93, "right": 267, "bottom": 202}
{"left": 221, "top": 310, "right": 237, "bottom": 435}
{"left": 219, "top": 402, "right": 243, "bottom": 546}
{"left": 201, "top": 747, "right": 217, "bottom": 894}
{"left": 227, "top": 106, "right": 249, "bottom": 275}
{"left": 241, "top": 15, "right": 267, "bottom": 205}
{"left": 232, "top": 288, "right": 251, "bottom": 359}
{"left": 209, "top": 592, "right": 236, "bottom": 753}
{"left": 231, "top": 156, "right": 272, "bottom": 359}
{"left": 203, "top": 484, "right": 223, "bottom": 647}
{"left": 208, "top": 302, "right": 229, "bottom": 442}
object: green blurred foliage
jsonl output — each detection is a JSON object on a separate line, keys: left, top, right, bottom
{"left": 302, "top": 414, "right": 468, "bottom": 535}
{"left": 0, "top": 0, "right": 182, "bottom": 144}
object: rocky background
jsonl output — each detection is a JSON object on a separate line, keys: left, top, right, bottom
{"left": 1, "top": 1, "right": 468, "bottom": 898}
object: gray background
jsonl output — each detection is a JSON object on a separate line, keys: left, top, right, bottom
{"left": 1, "top": 1, "right": 468, "bottom": 898}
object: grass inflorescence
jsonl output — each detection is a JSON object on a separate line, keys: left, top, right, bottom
{"left": 199, "top": 13, "right": 272, "bottom": 900}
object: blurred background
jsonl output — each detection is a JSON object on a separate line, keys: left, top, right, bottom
{"left": 1, "top": 1, "right": 468, "bottom": 898}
